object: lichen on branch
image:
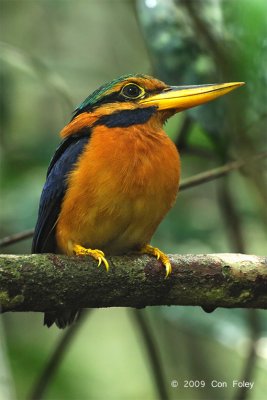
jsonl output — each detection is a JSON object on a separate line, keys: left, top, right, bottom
{"left": 0, "top": 253, "right": 266, "bottom": 313}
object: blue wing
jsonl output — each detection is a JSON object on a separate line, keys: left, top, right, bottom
{"left": 32, "top": 131, "right": 91, "bottom": 253}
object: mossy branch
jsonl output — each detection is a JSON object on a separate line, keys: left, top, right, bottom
{"left": 0, "top": 253, "right": 266, "bottom": 312}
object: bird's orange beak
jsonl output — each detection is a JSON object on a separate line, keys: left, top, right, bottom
{"left": 139, "top": 82, "right": 245, "bottom": 111}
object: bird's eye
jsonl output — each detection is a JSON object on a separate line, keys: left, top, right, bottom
{"left": 121, "top": 83, "right": 145, "bottom": 99}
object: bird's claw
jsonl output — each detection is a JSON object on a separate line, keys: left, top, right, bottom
{"left": 73, "top": 244, "right": 109, "bottom": 271}
{"left": 140, "top": 244, "right": 172, "bottom": 277}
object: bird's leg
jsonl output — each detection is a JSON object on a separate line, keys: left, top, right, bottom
{"left": 139, "top": 244, "right": 172, "bottom": 277}
{"left": 73, "top": 244, "right": 109, "bottom": 271}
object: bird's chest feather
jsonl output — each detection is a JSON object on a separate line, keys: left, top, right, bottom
{"left": 57, "top": 123, "right": 180, "bottom": 254}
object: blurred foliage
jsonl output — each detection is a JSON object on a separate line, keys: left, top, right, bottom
{"left": 0, "top": 320, "right": 15, "bottom": 400}
{"left": 0, "top": 0, "right": 267, "bottom": 399}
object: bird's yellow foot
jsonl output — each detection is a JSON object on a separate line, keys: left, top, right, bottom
{"left": 73, "top": 244, "right": 109, "bottom": 271}
{"left": 140, "top": 244, "right": 172, "bottom": 277}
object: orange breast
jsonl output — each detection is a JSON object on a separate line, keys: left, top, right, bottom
{"left": 56, "top": 117, "right": 180, "bottom": 255}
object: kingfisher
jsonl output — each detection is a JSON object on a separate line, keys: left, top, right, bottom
{"left": 32, "top": 74, "right": 244, "bottom": 328}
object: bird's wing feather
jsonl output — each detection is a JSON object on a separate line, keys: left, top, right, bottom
{"left": 32, "top": 132, "right": 91, "bottom": 253}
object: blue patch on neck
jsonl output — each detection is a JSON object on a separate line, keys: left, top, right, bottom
{"left": 94, "top": 107, "right": 157, "bottom": 128}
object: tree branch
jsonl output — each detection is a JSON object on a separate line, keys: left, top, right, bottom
{"left": 0, "top": 229, "right": 34, "bottom": 248}
{"left": 0, "top": 253, "right": 266, "bottom": 312}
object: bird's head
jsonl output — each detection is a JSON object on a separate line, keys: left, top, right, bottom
{"left": 60, "top": 74, "right": 244, "bottom": 138}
